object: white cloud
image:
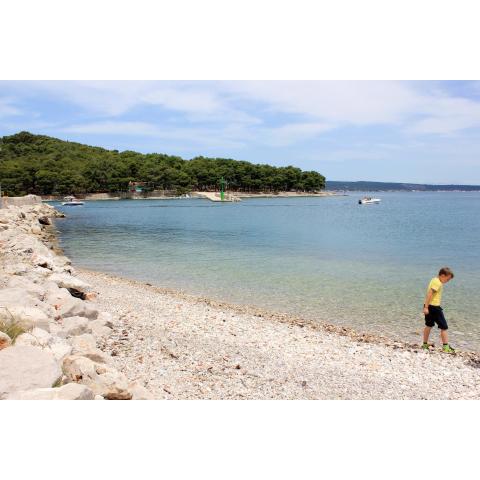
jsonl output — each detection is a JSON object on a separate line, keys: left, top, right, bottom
{"left": 257, "top": 122, "right": 334, "bottom": 146}
{"left": 60, "top": 120, "right": 247, "bottom": 150}
{"left": 223, "top": 81, "right": 421, "bottom": 125}
{"left": 60, "top": 118, "right": 337, "bottom": 150}
{"left": 407, "top": 95, "right": 480, "bottom": 134}
{"left": 6, "top": 80, "right": 480, "bottom": 150}
{"left": 141, "top": 86, "right": 223, "bottom": 114}
{"left": 0, "top": 97, "right": 21, "bottom": 118}
{"left": 223, "top": 81, "right": 480, "bottom": 135}
{"left": 62, "top": 121, "right": 161, "bottom": 136}
{"left": 17, "top": 81, "right": 261, "bottom": 124}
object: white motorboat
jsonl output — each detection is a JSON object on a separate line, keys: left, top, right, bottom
{"left": 358, "top": 197, "right": 381, "bottom": 205}
{"left": 62, "top": 196, "right": 84, "bottom": 206}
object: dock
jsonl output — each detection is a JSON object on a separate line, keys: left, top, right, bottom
{"left": 193, "top": 191, "right": 241, "bottom": 202}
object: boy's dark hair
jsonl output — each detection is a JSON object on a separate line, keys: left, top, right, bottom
{"left": 439, "top": 267, "right": 454, "bottom": 278}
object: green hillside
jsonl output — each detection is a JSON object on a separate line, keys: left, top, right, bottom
{"left": 0, "top": 131, "right": 325, "bottom": 196}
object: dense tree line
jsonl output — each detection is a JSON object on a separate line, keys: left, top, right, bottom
{"left": 0, "top": 132, "right": 325, "bottom": 196}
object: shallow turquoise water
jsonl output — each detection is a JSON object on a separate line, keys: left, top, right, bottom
{"left": 54, "top": 192, "right": 480, "bottom": 351}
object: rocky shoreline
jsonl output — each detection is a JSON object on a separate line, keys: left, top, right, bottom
{"left": 1, "top": 202, "right": 480, "bottom": 399}
{"left": 0, "top": 202, "right": 152, "bottom": 399}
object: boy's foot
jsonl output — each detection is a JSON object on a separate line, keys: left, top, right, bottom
{"left": 421, "top": 343, "right": 434, "bottom": 350}
{"left": 442, "top": 344, "right": 456, "bottom": 354}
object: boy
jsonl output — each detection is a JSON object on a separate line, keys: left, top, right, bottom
{"left": 422, "top": 267, "right": 455, "bottom": 353}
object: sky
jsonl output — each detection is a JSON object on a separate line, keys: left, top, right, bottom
{"left": 1, "top": 80, "right": 480, "bottom": 184}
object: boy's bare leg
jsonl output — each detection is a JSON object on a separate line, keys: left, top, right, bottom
{"left": 423, "top": 326, "right": 432, "bottom": 343}
{"left": 440, "top": 329, "right": 449, "bottom": 344}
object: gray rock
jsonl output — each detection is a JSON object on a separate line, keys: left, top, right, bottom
{"left": 38, "top": 216, "right": 51, "bottom": 226}
{"left": 0, "top": 346, "right": 62, "bottom": 399}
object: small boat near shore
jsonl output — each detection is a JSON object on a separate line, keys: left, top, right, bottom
{"left": 62, "top": 196, "right": 84, "bottom": 206}
{"left": 358, "top": 197, "right": 381, "bottom": 205}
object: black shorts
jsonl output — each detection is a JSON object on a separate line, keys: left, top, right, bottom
{"left": 425, "top": 305, "right": 448, "bottom": 330}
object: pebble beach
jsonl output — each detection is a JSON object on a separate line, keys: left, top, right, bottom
{"left": 80, "top": 269, "right": 480, "bottom": 399}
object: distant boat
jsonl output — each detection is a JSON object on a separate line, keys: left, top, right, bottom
{"left": 62, "top": 196, "right": 84, "bottom": 206}
{"left": 358, "top": 197, "right": 381, "bottom": 205}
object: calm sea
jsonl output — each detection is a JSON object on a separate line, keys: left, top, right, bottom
{"left": 53, "top": 192, "right": 480, "bottom": 351}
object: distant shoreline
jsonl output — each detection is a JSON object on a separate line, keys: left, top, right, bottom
{"left": 327, "top": 180, "right": 480, "bottom": 192}
{"left": 41, "top": 191, "right": 341, "bottom": 201}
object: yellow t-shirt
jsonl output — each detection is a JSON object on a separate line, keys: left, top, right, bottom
{"left": 427, "top": 277, "right": 443, "bottom": 306}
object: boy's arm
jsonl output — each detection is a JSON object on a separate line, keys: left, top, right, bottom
{"left": 423, "top": 289, "right": 434, "bottom": 315}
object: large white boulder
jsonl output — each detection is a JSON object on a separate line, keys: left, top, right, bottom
{"left": 89, "top": 319, "right": 113, "bottom": 339}
{"left": 14, "top": 329, "right": 72, "bottom": 362}
{"left": 62, "top": 356, "right": 132, "bottom": 400}
{"left": 7, "top": 383, "right": 95, "bottom": 400}
{"left": 129, "top": 382, "right": 154, "bottom": 400}
{"left": 14, "top": 328, "right": 53, "bottom": 348}
{"left": 55, "top": 256, "right": 72, "bottom": 267}
{"left": 30, "top": 253, "right": 55, "bottom": 270}
{"left": 1, "top": 263, "right": 31, "bottom": 276}
{"left": 0, "top": 305, "right": 50, "bottom": 332}
{"left": 57, "top": 297, "right": 99, "bottom": 320}
{"left": 43, "top": 286, "right": 72, "bottom": 307}
{"left": 92, "top": 368, "right": 132, "bottom": 400}
{"left": 71, "top": 333, "right": 96, "bottom": 350}
{"left": 70, "top": 334, "right": 111, "bottom": 364}
{"left": 6, "top": 276, "right": 46, "bottom": 299}
{"left": 62, "top": 355, "right": 99, "bottom": 383}
{"left": 0, "top": 287, "right": 33, "bottom": 306}
{"left": 0, "top": 286, "right": 55, "bottom": 318}
{"left": 62, "top": 316, "right": 91, "bottom": 336}
{"left": 48, "top": 273, "right": 92, "bottom": 295}
{"left": 7, "top": 233, "right": 51, "bottom": 258}
{"left": 0, "top": 346, "right": 62, "bottom": 399}
{"left": 48, "top": 340, "right": 73, "bottom": 362}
